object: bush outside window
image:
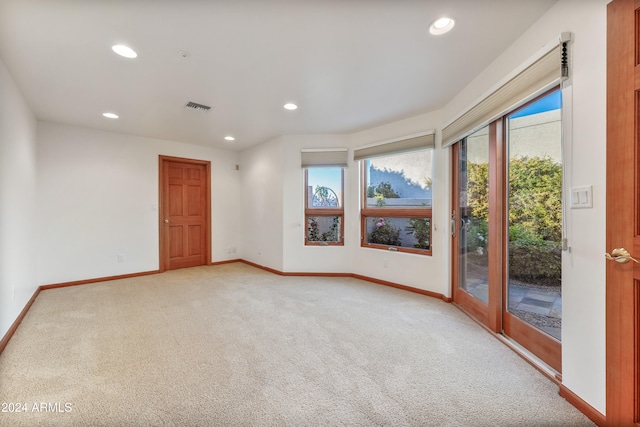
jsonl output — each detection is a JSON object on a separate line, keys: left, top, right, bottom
{"left": 361, "top": 150, "right": 433, "bottom": 255}
{"left": 305, "top": 167, "right": 344, "bottom": 245}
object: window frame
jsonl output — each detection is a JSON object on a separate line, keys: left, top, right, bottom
{"left": 304, "top": 168, "right": 345, "bottom": 246}
{"left": 359, "top": 153, "right": 433, "bottom": 255}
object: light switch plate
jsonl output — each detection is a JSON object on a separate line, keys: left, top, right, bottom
{"left": 570, "top": 185, "right": 593, "bottom": 209}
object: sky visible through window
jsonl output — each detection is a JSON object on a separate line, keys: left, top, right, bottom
{"left": 307, "top": 167, "right": 342, "bottom": 204}
{"left": 511, "top": 90, "right": 561, "bottom": 118}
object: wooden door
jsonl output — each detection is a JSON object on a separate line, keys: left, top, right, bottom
{"left": 451, "top": 123, "right": 502, "bottom": 333}
{"left": 606, "top": 0, "right": 640, "bottom": 425}
{"left": 159, "top": 156, "right": 211, "bottom": 271}
{"left": 502, "top": 91, "right": 562, "bottom": 374}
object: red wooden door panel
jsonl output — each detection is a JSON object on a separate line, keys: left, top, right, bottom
{"left": 606, "top": 0, "right": 640, "bottom": 424}
{"left": 160, "top": 156, "right": 211, "bottom": 271}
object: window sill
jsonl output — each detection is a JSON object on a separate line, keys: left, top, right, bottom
{"left": 305, "top": 241, "right": 344, "bottom": 247}
{"left": 361, "top": 242, "right": 432, "bottom": 256}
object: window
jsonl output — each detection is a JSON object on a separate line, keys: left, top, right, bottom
{"left": 304, "top": 167, "right": 344, "bottom": 245}
{"left": 357, "top": 134, "right": 434, "bottom": 255}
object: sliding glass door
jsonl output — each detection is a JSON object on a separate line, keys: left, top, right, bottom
{"left": 452, "top": 121, "right": 503, "bottom": 332}
{"left": 503, "top": 91, "right": 562, "bottom": 371}
{"left": 451, "top": 89, "right": 562, "bottom": 372}
{"left": 452, "top": 125, "right": 492, "bottom": 325}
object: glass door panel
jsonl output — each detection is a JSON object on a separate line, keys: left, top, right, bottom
{"left": 505, "top": 90, "right": 563, "bottom": 342}
{"left": 458, "top": 126, "right": 490, "bottom": 304}
{"left": 452, "top": 88, "right": 562, "bottom": 372}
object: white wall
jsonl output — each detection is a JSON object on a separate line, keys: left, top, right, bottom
{"left": 37, "top": 122, "right": 242, "bottom": 284}
{"left": 348, "top": 111, "right": 449, "bottom": 295}
{"left": 281, "top": 134, "right": 352, "bottom": 273}
{"left": 443, "top": 0, "right": 608, "bottom": 413}
{"left": 240, "top": 136, "right": 285, "bottom": 270}
{"left": 244, "top": 121, "right": 450, "bottom": 291}
{"left": 0, "top": 57, "right": 38, "bottom": 338}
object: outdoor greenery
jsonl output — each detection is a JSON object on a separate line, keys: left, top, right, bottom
{"left": 466, "top": 156, "right": 562, "bottom": 285}
{"left": 367, "top": 181, "right": 400, "bottom": 199}
{"left": 367, "top": 181, "right": 401, "bottom": 207}
{"left": 370, "top": 218, "right": 401, "bottom": 246}
{"left": 367, "top": 180, "right": 431, "bottom": 249}
{"left": 508, "top": 239, "right": 562, "bottom": 285}
{"left": 467, "top": 162, "right": 489, "bottom": 221}
{"left": 406, "top": 218, "right": 430, "bottom": 249}
{"left": 313, "top": 185, "right": 339, "bottom": 207}
{"left": 509, "top": 157, "right": 562, "bottom": 242}
{"left": 308, "top": 216, "right": 340, "bottom": 242}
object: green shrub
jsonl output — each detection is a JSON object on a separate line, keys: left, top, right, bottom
{"left": 508, "top": 239, "right": 561, "bottom": 285}
{"left": 308, "top": 216, "right": 340, "bottom": 242}
{"left": 466, "top": 157, "right": 562, "bottom": 243}
{"left": 406, "top": 218, "right": 430, "bottom": 249}
{"left": 509, "top": 156, "right": 562, "bottom": 242}
{"left": 467, "top": 162, "right": 489, "bottom": 221}
{"left": 508, "top": 223, "right": 542, "bottom": 244}
{"left": 466, "top": 219, "right": 488, "bottom": 251}
{"left": 466, "top": 157, "right": 562, "bottom": 285}
{"left": 370, "top": 218, "right": 401, "bottom": 246}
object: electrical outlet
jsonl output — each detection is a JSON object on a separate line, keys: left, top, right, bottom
{"left": 117, "top": 253, "right": 124, "bottom": 263}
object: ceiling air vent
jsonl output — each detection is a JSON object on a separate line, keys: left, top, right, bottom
{"left": 184, "top": 101, "right": 212, "bottom": 112}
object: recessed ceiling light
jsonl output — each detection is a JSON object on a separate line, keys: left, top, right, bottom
{"left": 224, "top": 136, "right": 235, "bottom": 141}
{"left": 102, "top": 112, "right": 119, "bottom": 119}
{"left": 112, "top": 44, "right": 137, "bottom": 59}
{"left": 429, "top": 17, "right": 455, "bottom": 35}
{"left": 283, "top": 103, "right": 298, "bottom": 110}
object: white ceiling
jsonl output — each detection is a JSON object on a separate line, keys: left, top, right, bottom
{"left": 0, "top": 0, "right": 557, "bottom": 151}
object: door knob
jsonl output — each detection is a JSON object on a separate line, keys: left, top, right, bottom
{"left": 605, "top": 247, "right": 639, "bottom": 264}
{"left": 164, "top": 219, "right": 169, "bottom": 224}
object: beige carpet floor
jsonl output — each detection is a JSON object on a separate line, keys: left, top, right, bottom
{"left": 0, "top": 263, "right": 594, "bottom": 426}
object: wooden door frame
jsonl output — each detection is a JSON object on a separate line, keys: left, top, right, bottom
{"left": 158, "top": 155, "right": 212, "bottom": 272}
{"left": 500, "top": 106, "right": 562, "bottom": 373}
{"left": 451, "top": 137, "right": 491, "bottom": 325}
{"left": 606, "top": 0, "right": 638, "bottom": 424}
{"left": 451, "top": 140, "right": 489, "bottom": 324}
{"left": 450, "top": 121, "right": 502, "bottom": 333}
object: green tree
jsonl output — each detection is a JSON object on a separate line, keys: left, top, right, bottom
{"left": 367, "top": 181, "right": 400, "bottom": 207}
{"left": 508, "top": 156, "right": 562, "bottom": 242}
{"left": 467, "top": 162, "right": 489, "bottom": 222}
{"left": 368, "top": 181, "right": 400, "bottom": 199}
{"left": 465, "top": 156, "right": 562, "bottom": 243}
